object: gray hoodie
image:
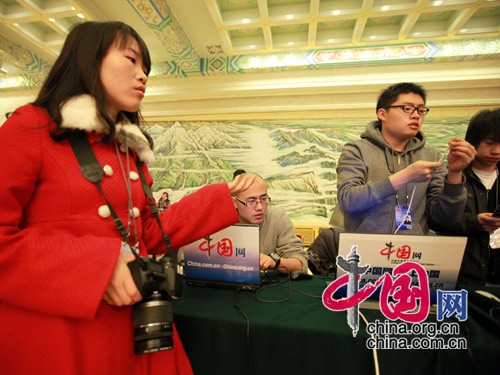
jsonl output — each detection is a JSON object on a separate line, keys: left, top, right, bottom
{"left": 337, "top": 120, "right": 466, "bottom": 234}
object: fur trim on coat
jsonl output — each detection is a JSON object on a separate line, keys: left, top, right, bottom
{"left": 60, "top": 95, "right": 155, "bottom": 165}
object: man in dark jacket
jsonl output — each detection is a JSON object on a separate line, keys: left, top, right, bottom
{"left": 432, "top": 108, "right": 500, "bottom": 285}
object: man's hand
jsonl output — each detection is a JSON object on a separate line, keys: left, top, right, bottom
{"left": 478, "top": 213, "right": 500, "bottom": 233}
{"left": 446, "top": 137, "right": 476, "bottom": 184}
{"left": 390, "top": 160, "right": 443, "bottom": 190}
{"left": 259, "top": 253, "right": 277, "bottom": 270}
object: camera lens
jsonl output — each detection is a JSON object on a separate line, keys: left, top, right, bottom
{"left": 132, "top": 292, "right": 173, "bottom": 355}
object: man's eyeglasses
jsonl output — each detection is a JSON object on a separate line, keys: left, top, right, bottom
{"left": 386, "top": 105, "right": 430, "bottom": 116}
{"left": 234, "top": 195, "right": 271, "bottom": 208}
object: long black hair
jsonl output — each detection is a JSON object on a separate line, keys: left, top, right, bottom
{"left": 34, "top": 21, "right": 152, "bottom": 143}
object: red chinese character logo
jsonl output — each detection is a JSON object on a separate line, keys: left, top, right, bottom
{"left": 396, "top": 245, "right": 411, "bottom": 260}
{"left": 199, "top": 238, "right": 216, "bottom": 254}
{"left": 322, "top": 261, "right": 430, "bottom": 323}
{"left": 380, "top": 242, "right": 411, "bottom": 260}
{"left": 380, "top": 242, "right": 396, "bottom": 259}
{"left": 217, "top": 238, "right": 233, "bottom": 257}
{"left": 378, "top": 262, "right": 430, "bottom": 322}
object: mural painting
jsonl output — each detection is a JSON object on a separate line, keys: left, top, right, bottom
{"left": 147, "top": 118, "right": 469, "bottom": 225}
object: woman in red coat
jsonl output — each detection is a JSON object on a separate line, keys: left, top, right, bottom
{"left": 0, "top": 21, "right": 254, "bottom": 374}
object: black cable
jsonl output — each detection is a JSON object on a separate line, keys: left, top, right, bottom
{"left": 258, "top": 282, "right": 323, "bottom": 300}
{"left": 256, "top": 271, "right": 324, "bottom": 302}
{"left": 255, "top": 277, "right": 292, "bottom": 303}
{"left": 490, "top": 305, "right": 500, "bottom": 320}
{"left": 233, "top": 271, "right": 330, "bottom": 375}
{"left": 233, "top": 288, "right": 253, "bottom": 375}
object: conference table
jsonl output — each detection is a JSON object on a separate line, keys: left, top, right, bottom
{"left": 172, "top": 274, "right": 499, "bottom": 375}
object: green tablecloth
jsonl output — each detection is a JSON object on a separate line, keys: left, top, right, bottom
{"left": 172, "top": 275, "right": 499, "bottom": 375}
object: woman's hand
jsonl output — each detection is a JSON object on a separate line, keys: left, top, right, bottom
{"left": 227, "top": 173, "right": 257, "bottom": 195}
{"left": 103, "top": 252, "right": 143, "bottom": 306}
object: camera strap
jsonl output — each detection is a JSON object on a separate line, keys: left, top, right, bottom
{"left": 69, "top": 130, "right": 174, "bottom": 257}
{"left": 135, "top": 159, "right": 174, "bottom": 254}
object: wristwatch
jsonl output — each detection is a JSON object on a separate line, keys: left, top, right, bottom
{"left": 269, "top": 252, "right": 281, "bottom": 268}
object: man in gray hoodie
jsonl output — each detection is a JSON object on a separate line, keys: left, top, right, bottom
{"left": 337, "top": 82, "right": 476, "bottom": 234}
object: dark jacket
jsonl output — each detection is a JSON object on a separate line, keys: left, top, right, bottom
{"left": 431, "top": 165, "right": 500, "bottom": 285}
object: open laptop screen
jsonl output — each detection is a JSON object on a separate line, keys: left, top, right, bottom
{"left": 335, "top": 233, "right": 467, "bottom": 303}
{"left": 182, "top": 224, "right": 261, "bottom": 289}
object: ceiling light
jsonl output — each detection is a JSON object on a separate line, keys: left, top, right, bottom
{"left": 3, "top": 76, "right": 24, "bottom": 88}
{"left": 286, "top": 15, "right": 294, "bottom": 20}
{"left": 381, "top": 6, "right": 390, "bottom": 11}
{"left": 433, "top": 1, "right": 443, "bottom": 5}
{"left": 332, "top": 10, "right": 341, "bottom": 16}
{"left": 268, "top": 56, "right": 279, "bottom": 66}
{"left": 77, "top": 13, "right": 85, "bottom": 19}
{"left": 249, "top": 45, "right": 255, "bottom": 49}
{"left": 49, "top": 18, "right": 55, "bottom": 22}
{"left": 246, "top": 53, "right": 307, "bottom": 69}
{"left": 242, "top": 19, "right": 250, "bottom": 24}
{"left": 284, "top": 55, "right": 300, "bottom": 65}
{"left": 328, "top": 39, "right": 334, "bottom": 43}
{"left": 0, "top": 67, "right": 8, "bottom": 74}
{"left": 249, "top": 58, "right": 263, "bottom": 68}
{"left": 288, "top": 42, "right": 294, "bottom": 46}
{"left": 459, "top": 28, "right": 468, "bottom": 33}
{"left": 369, "top": 36, "right": 376, "bottom": 40}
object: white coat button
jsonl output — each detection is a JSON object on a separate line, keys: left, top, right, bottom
{"left": 129, "top": 171, "right": 139, "bottom": 181}
{"left": 98, "top": 205, "right": 111, "bottom": 218}
{"left": 130, "top": 207, "right": 140, "bottom": 218}
{"left": 103, "top": 165, "right": 113, "bottom": 176}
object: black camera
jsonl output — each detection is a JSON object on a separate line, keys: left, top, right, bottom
{"left": 128, "top": 255, "right": 183, "bottom": 355}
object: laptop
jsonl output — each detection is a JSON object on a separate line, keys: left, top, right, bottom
{"left": 181, "top": 224, "right": 261, "bottom": 291}
{"left": 334, "top": 233, "right": 467, "bottom": 305}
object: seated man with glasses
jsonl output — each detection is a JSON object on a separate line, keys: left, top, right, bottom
{"left": 233, "top": 173, "right": 308, "bottom": 273}
{"left": 336, "top": 81, "right": 476, "bottom": 234}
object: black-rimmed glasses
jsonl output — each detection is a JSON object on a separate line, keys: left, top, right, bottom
{"left": 386, "top": 105, "right": 430, "bottom": 116}
{"left": 234, "top": 195, "right": 271, "bottom": 208}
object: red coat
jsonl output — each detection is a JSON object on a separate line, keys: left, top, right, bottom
{"left": 0, "top": 102, "right": 239, "bottom": 374}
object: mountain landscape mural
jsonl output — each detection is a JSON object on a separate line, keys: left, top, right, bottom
{"left": 147, "top": 118, "right": 469, "bottom": 225}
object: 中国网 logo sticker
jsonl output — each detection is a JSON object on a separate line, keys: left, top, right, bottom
{"left": 322, "top": 244, "right": 468, "bottom": 350}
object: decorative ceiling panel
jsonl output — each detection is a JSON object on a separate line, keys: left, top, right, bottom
{"left": 0, "top": 0, "right": 499, "bottom": 90}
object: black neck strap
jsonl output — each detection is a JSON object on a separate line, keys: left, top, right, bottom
{"left": 69, "top": 130, "right": 174, "bottom": 257}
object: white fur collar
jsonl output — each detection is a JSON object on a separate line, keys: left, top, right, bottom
{"left": 60, "top": 95, "right": 155, "bottom": 165}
